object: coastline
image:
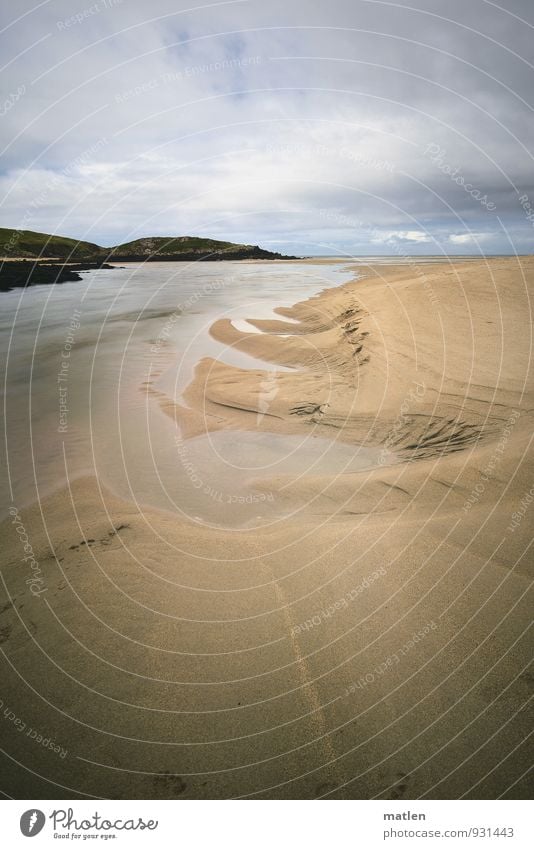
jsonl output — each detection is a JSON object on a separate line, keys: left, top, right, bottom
{"left": 1, "top": 257, "right": 532, "bottom": 799}
{"left": 172, "top": 259, "right": 532, "bottom": 451}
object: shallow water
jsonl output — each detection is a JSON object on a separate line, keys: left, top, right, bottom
{"left": 154, "top": 430, "right": 392, "bottom": 528}
{"left": 0, "top": 260, "right": 390, "bottom": 527}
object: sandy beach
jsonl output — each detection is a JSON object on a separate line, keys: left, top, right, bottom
{"left": 1, "top": 258, "right": 532, "bottom": 799}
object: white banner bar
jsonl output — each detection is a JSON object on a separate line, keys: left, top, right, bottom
{"left": 1, "top": 800, "right": 530, "bottom": 847}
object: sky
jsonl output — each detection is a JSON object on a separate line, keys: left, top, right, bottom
{"left": 1, "top": 0, "right": 533, "bottom": 255}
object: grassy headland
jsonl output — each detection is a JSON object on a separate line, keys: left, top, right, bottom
{"left": 0, "top": 229, "right": 297, "bottom": 290}
{"left": 0, "top": 228, "right": 296, "bottom": 263}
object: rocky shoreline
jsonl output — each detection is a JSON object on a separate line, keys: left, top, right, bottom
{"left": 0, "top": 260, "right": 116, "bottom": 292}
{"left": 106, "top": 246, "right": 298, "bottom": 262}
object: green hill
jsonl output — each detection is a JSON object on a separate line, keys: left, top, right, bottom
{"left": 1, "top": 229, "right": 295, "bottom": 262}
{"left": 0, "top": 228, "right": 101, "bottom": 259}
{"left": 110, "top": 236, "right": 245, "bottom": 256}
{"left": 106, "top": 236, "right": 293, "bottom": 261}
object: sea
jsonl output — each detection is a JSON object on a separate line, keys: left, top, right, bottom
{"left": 1, "top": 259, "right": 415, "bottom": 527}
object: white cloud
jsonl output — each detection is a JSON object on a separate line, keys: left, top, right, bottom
{"left": 449, "top": 233, "right": 492, "bottom": 245}
{"left": 373, "top": 230, "right": 432, "bottom": 243}
{"left": 0, "top": 0, "right": 532, "bottom": 253}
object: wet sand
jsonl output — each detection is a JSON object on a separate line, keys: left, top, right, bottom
{"left": 1, "top": 258, "right": 532, "bottom": 799}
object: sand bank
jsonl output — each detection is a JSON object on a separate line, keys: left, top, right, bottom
{"left": 1, "top": 258, "right": 532, "bottom": 799}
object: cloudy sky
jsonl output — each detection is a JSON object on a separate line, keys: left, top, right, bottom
{"left": 1, "top": 0, "right": 533, "bottom": 254}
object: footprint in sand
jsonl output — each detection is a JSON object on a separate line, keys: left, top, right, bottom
{"left": 387, "top": 771, "right": 410, "bottom": 799}
{"left": 153, "top": 771, "right": 187, "bottom": 797}
{"left": 0, "top": 603, "right": 36, "bottom": 651}
{"left": 315, "top": 781, "right": 338, "bottom": 797}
